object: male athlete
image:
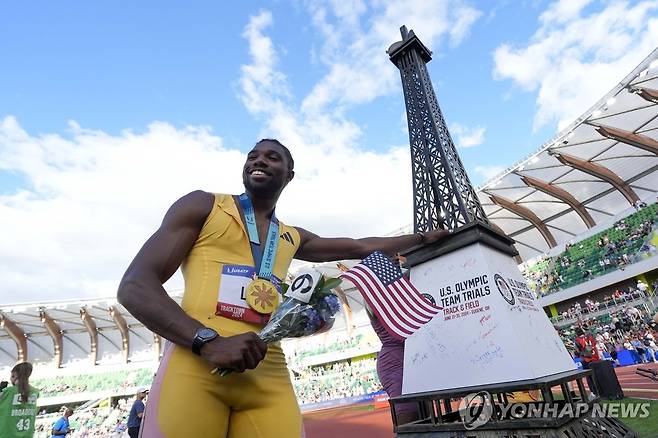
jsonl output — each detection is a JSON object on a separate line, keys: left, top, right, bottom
{"left": 118, "top": 139, "right": 448, "bottom": 438}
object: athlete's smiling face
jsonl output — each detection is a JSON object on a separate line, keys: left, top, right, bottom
{"left": 242, "top": 141, "right": 294, "bottom": 199}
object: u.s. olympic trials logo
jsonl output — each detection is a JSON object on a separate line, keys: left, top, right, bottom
{"left": 459, "top": 391, "right": 494, "bottom": 430}
{"left": 494, "top": 273, "right": 515, "bottom": 305}
{"left": 422, "top": 293, "right": 436, "bottom": 306}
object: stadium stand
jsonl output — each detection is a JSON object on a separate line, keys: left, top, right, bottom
{"left": 523, "top": 202, "right": 658, "bottom": 296}
{"left": 31, "top": 368, "right": 153, "bottom": 398}
{"left": 34, "top": 399, "right": 132, "bottom": 438}
{"left": 292, "top": 357, "right": 382, "bottom": 405}
{"left": 557, "top": 303, "right": 658, "bottom": 365}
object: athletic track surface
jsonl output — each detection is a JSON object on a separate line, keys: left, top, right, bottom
{"left": 303, "top": 364, "right": 658, "bottom": 438}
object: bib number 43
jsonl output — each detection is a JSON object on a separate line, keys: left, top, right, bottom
{"left": 16, "top": 418, "right": 30, "bottom": 431}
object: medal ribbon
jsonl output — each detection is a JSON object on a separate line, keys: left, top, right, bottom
{"left": 238, "top": 193, "right": 279, "bottom": 281}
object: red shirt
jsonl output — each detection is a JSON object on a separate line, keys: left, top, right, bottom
{"left": 575, "top": 334, "right": 600, "bottom": 362}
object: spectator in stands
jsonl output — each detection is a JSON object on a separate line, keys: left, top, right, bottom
{"left": 51, "top": 407, "right": 74, "bottom": 437}
{"left": 112, "top": 417, "right": 127, "bottom": 438}
{"left": 637, "top": 280, "right": 649, "bottom": 294}
{"left": 574, "top": 327, "right": 599, "bottom": 391}
{"left": 626, "top": 306, "right": 641, "bottom": 322}
{"left": 622, "top": 336, "right": 643, "bottom": 364}
{"left": 0, "top": 362, "right": 39, "bottom": 438}
{"left": 631, "top": 336, "right": 647, "bottom": 363}
{"left": 645, "top": 336, "right": 658, "bottom": 362}
{"left": 127, "top": 388, "right": 148, "bottom": 438}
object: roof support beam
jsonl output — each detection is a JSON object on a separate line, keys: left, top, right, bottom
{"left": 80, "top": 307, "right": 98, "bottom": 366}
{"left": 109, "top": 306, "right": 130, "bottom": 363}
{"left": 519, "top": 174, "right": 596, "bottom": 228}
{"left": 508, "top": 163, "right": 658, "bottom": 240}
{"left": 630, "top": 86, "right": 658, "bottom": 104}
{"left": 550, "top": 151, "right": 640, "bottom": 205}
{"left": 153, "top": 334, "right": 162, "bottom": 360}
{"left": 39, "top": 309, "right": 63, "bottom": 368}
{"left": 595, "top": 124, "right": 658, "bottom": 155}
{"left": 488, "top": 194, "right": 557, "bottom": 249}
{"left": 488, "top": 222, "right": 523, "bottom": 263}
{"left": 0, "top": 312, "right": 28, "bottom": 363}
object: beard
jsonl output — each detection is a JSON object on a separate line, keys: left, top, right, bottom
{"left": 242, "top": 173, "right": 285, "bottom": 199}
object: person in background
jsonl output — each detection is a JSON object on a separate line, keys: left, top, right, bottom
{"left": 574, "top": 327, "right": 600, "bottom": 393}
{"left": 127, "top": 388, "right": 148, "bottom": 438}
{"left": 112, "top": 418, "right": 127, "bottom": 438}
{"left": 51, "top": 407, "right": 74, "bottom": 437}
{"left": 0, "top": 362, "right": 39, "bottom": 438}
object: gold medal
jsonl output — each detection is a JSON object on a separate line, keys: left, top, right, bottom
{"left": 245, "top": 278, "right": 280, "bottom": 314}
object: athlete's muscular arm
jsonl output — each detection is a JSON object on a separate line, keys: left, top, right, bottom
{"left": 118, "top": 191, "right": 267, "bottom": 373}
{"left": 118, "top": 191, "right": 212, "bottom": 347}
{"left": 295, "top": 228, "right": 450, "bottom": 263}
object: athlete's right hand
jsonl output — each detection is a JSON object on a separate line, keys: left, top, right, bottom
{"left": 200, "top": 332, "right": 268, "bottom": 373}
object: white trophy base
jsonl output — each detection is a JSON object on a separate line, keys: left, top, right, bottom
{"left": 402, "top": 241, "right": 575, "bottom": 394}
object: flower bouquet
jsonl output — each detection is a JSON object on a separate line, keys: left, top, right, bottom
{"left": 212, "top": 274, "right": 342, "bottom": 377}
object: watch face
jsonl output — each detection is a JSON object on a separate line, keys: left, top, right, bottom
{"left": 198, "top": 328, "right": 217, "bottom": 341}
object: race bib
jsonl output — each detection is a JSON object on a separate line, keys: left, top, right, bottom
{"left": 216, "top": 264, "right": 282, "bottom": 324}
{"left": 285, "top": 269, "right": 322, "bottom": 304}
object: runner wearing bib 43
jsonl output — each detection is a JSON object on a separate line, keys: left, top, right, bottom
{"left": 0, "top": 363, "right": 39, "bottom": 438}
{"left": 118, "top": 139, "right": 450, "bottom": 438}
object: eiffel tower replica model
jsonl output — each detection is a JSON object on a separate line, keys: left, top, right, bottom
{"left": 386, "top": 26, "right": 636, "bottom": 438}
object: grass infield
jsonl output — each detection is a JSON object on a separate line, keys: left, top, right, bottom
{"left": 602, "top": 398, "right": 658, "bottom": 438}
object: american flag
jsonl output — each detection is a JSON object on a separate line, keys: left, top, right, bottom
{"left": 341, "top": 251, "right": 442, "bottom": 340}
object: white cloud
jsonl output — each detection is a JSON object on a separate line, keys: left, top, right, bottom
{"left": 450, "top": 123, "right": 486, "bottom": 148}
{"left": 493, "top": 0, "right": 658, "bottom": 130}
{"left": 0, "top": 114, "right": 413, "bottom": 304}
{"left": 301, "top": 0, "right": 482, "bottom": 113}
{"left": 474, "top": 164, "right": 507, "bottom": 180}
{"left": 239, "top": 10, "right": 291, "bottom": 115}
{"left": 0, "top": 117, "right": 246, "bottom": 302}
{"left": 449, "top": 4, "right": 482, "bottom": 46}
{"left": 539, "top": 0, "right": 594, "bottom": 25}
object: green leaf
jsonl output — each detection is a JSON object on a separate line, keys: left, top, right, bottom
{"left": 322, "top": 277, "right": 342, "bottom": 290}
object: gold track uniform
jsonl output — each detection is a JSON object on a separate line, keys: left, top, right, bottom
{"left": 141, "top": 194, "right": 303, "bottom": 438}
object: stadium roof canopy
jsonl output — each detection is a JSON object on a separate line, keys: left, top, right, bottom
{"left": 477, "top": 47, "right": 658, "bottom": 262}
{"left": 0, "top": 297, "right": 166, "bottom": 370}
{"left": 0, "top": 278, "right": 376, "bottom": 369}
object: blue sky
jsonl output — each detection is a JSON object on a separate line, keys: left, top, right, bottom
{"left": 1, "top": 1, "right": 553, "bottom": 187}
{"left": 2, "top": 0, "right": 657, "bottom": 302}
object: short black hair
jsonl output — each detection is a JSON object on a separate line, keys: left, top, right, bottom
{"left": 255, "top": 138, "right": 294, "bottom": 171}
